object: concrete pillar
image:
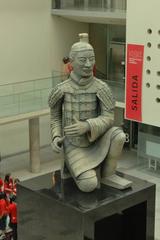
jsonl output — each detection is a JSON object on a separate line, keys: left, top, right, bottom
{"left": 29, "top": 118, "right": 40, "bottom": 173}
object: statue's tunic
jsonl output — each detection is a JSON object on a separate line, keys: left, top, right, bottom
{"left": 48, "top": 73, "right": 122, "bottom": 179}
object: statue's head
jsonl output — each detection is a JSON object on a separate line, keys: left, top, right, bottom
{"left": 69, "top": 41, "right": 95, "bottom": 78}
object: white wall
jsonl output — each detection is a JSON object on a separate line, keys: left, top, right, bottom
{"left": 0, "top": 0, "right": 88, "bottom": 157}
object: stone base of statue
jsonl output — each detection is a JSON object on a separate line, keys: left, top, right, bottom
{"left": 17, "top": 171, "right": 155, "bottom": 240}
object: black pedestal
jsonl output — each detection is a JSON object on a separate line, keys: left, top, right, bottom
{"left": 17, "top": 172, "right": 155, "bottom": 240}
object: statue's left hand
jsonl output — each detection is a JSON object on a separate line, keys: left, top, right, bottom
{"left": 64, "top": 116, "right": 90, "bottom": 137}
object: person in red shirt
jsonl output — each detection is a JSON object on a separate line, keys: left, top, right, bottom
{"left": 0, "top": 193, "right": 8, "bottom": 238}
{"left": 12, "top": 178, "right": 20, "bottom": 197}
{"left": 93, "top": 64, "right": 96, "bottom": 76}
{"left": 0, "top": 178, "right": 4, "bottom": 193}
{"left": 8, "top": 196, "right": 17, "bottom": 240}
{"left": 62, "top": 56, "right": 73, "bottom": 79}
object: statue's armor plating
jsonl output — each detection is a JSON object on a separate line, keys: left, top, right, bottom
{"left": 64, "top": 91, "right": 98, "bottom": 147}
{"left": 48, "top": 73, "right": 122, "bottom": 179}
{"left": 64, "top": 92, "right": 98, "bottom": 125}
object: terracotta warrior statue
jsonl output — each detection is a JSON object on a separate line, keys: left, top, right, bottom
{"left": 48, "top": 34, "right": 132, "bottom": 192}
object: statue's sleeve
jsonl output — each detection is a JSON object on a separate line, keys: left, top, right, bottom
{"left": 48, "top": 86, "right": 64, "bottom": 141}
{"left": 86, "top": 84, "right": 115, "bottom": 142}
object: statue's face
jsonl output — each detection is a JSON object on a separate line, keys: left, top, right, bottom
{"left": 71, "top": 50, "right": 95, "bottom": 78}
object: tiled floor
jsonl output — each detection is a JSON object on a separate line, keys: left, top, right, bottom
{"left": 0, "top": 146, "right": 159, "bottom": 239}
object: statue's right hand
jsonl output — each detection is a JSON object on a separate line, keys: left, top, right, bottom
{"left": 51, "top": 136, "right": 65, "bottom": 153}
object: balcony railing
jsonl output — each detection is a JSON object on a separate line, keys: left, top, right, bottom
{"left": 52, "top": 0, "right": 126, "bottom": 11}
{"left": 0, "top": 71, "right": 124, "bottom": 119}
{"left": 52, "top": 0, "right": 126, "bottom": 25}
{"left": 0, "top": 72, "right": 64, "bottom": 119}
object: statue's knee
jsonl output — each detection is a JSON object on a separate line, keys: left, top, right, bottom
{"left": 113, "top": 132, "right": 126, "bottom": 146}
{"left": 108, "top": 132, "right": 126, "bottom": 158}
{"left": 76, "top": 170, "right": 98, "bottom": 192}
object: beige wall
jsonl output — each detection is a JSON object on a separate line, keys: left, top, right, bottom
{"left": 0, "top": 0, "right": 52, "bottom": 84}
{"left": 0, "top": 0, "right": 88, "bottom": 157}
{"left": 0, "top": 0, "right": 88, "bottom": 84}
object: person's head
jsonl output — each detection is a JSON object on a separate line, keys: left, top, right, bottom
{"left": 10, "top": 195, "right": 16, "bottom": 203}
{"left": 0, "top": 192, "right": 6, "bottom": 200}
{"left": 63, "top": 56, "right": 70, "bottom": 64}
{"left": 4, "top": 173, "right": 11, "bottom": 183}
{"left": 69, "top": 41, "right": 95, "bottom": 78}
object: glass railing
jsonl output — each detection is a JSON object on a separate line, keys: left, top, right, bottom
{"left": 92, "top": 70, "right": 125, "bottom": 103}
{"left": 137, "top": 124, "right": 160, "bottom": 176}
{"left": 0, "top": 72, "right": 65, "bottom": 119}
{"left": 104, "top": 80, "right": 125, "bottom": 103}
{"left": 52, "top": 0, "right": 127, "bottom": 11}
{"left": 0, "top": 72, "right": 124, "bottom": 119}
